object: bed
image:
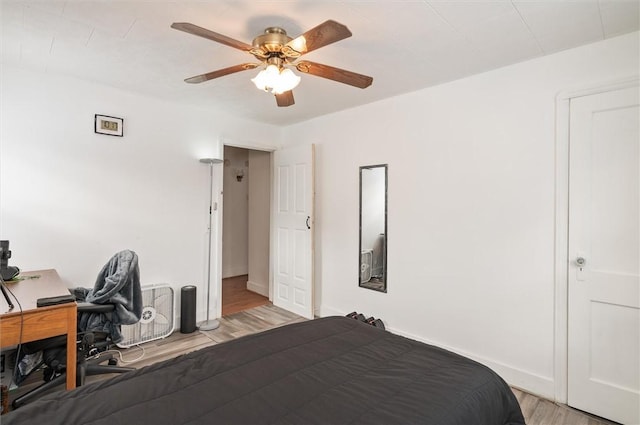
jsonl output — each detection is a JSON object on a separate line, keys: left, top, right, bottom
{"left": 4, "top": 316, "right": 525, "bottom": 424}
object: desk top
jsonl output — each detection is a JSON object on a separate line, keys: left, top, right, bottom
{"left": 1, "top": 269, "right": 74, "bottom": 316}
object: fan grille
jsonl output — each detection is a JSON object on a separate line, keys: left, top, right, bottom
{"left": 118, "top": 284, "right": 175, "bottom": 348}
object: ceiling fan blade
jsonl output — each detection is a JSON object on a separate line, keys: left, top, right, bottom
{"left": 295, "top": 61, "right": 373, "bottom": 89}
{"left": 185, "top": 63, "right": 258, "bottom": 84}
{"left": 171, "top": 22, "right": 253, "bottom": 52}
{"left": 275, "top": 91, "right": 295, "bottom": 107}
{"left": 284, "top": 20, "right": 352, "bottom": 56}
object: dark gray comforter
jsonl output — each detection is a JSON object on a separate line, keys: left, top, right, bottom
{"left": 5, "top": 316, "right": 525, "bottom": 424}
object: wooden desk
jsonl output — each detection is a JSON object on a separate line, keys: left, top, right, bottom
{"left": 0, "top": 269, "right": 77, "bottom": 390}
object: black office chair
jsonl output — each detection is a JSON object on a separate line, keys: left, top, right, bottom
{"left": 12, "top": 304, "right": 133, "bottom": 408}
{"left": 12, "top": 250, "right": 142, "bottom": 408}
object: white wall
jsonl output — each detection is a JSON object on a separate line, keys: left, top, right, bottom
{"left": 282, "top": 32, "right": 640, "bottom": 399}
{"left": 0, "top": 64, "right": 280, "bottom": 324}
{"left": 222, "top": 146, "right": 249, "bottom": 278}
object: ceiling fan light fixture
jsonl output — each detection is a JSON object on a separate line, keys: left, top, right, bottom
{"left": 273, "top": 68, "right": 301, "bottom": 94}
{"left": 287, "top": 36, "right": 307, "bottom": 55}
{"left": 251, "top": 65, "right": 300, "bottom": 95}
{"left": 251, "top": 64, "right": 276, "bottom": 92}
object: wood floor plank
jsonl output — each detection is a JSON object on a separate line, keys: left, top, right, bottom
{"left": 222, "top": 275, "right": 269, "bottom": 316}
{"left": 117, "top": 332, "right": 217, "bottom": 368}
{"left": 511, "top": 388, "right": 618, "bottom": 425}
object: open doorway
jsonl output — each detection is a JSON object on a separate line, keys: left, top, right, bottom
{"left": 221, "top": 146, "right": 271, "bottom": 316}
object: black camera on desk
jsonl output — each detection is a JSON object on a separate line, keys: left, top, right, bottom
{"left": 0, "top": 240, "right": 20, "bottom": 281}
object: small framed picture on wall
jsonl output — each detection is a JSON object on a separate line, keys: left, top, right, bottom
{"left": 95, "top": 114, "right": 124, "bottom": 137}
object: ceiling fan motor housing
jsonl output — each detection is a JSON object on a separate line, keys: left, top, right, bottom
{"left": 252, "top": 27, "right": 293, "bottom": 57}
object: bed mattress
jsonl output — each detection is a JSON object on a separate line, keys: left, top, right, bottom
{"left": 4, "top": 316, "right": 525, "bottom": 424}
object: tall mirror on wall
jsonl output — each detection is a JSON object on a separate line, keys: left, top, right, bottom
{"left": 359, "top": 164, "right": 387, "bottom": 292}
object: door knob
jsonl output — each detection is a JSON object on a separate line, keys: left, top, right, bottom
{"left": 576, "top": 257, "right": 586, "bottom": 267}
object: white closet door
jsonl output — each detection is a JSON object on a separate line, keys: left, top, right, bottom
{"left": 568, "top": 86, "right": 639, "bottom": 425}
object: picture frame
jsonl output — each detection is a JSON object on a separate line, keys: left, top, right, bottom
{"left": 94, "top": 114, "right": 124, "bottom": 137}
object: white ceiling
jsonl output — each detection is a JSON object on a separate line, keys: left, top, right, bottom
{"left": 1, "top": 0, "right": 638, "bottom": 126}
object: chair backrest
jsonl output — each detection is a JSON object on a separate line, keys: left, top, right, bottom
{"left": 77, "top": 250, "right": 143, "bottom": 343}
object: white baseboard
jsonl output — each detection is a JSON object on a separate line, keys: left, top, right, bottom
{"left": 318, "top": 305, "right": 344, "bottom": 317}
{"left": 247, "top": 280, "right": 268, "bottom": 297}
{"left": 388, "top": 327, "right": 555, "bottom": 400}
{"left": 317, "top": 304, "right": 555, "bottom": 400}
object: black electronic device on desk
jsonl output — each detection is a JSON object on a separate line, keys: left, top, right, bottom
{"left": 0, "top": 240, "right": 19, "bottom": 281}
{"left": 0, "top": 240, "right": 19, "bottom": 311}
{"left": 36, "top": 294, "right": 75, "bottom": 307}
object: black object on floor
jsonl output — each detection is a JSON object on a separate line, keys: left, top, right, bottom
{"left": 370, "top": 318, "right": 385, "bottom": 330}
{"left": 346, "top": 312, "right": 385, "bottom": 330}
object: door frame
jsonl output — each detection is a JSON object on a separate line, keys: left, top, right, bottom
{"left": 213, "top": 138, "right": 277, "bottom": 320}
{"left": 553, "top": 76, "right": 639, "bottom": 404}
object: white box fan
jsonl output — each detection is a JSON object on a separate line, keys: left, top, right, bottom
{"left": 360, "top": 249, "right": 373, "bottom": 283}
{"left": 117, "top": 284, "right": 175, "bottom": 348}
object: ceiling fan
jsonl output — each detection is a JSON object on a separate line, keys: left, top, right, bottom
{"left": 171, "top": 20, "right": 373, "bottom": 107}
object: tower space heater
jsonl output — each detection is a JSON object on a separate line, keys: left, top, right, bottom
{"left": 117, "top": 284, "right": 175, "bottom": 348}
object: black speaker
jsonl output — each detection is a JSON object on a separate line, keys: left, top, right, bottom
{"left": 180, "top": 285, "right": 197, "bottom": 334}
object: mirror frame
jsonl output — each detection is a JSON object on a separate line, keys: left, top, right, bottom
{"left": 358, "top": 164, "right": 388, "bottom": 293}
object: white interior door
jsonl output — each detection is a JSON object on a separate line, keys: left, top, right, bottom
{"left": 272, "top": 144, "right": 314, "bottom": 319}
{"left": 568, "top": 85, "right": 640, "bottom": 425}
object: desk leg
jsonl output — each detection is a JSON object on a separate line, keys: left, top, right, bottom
{"left": 65, "top": 305, "right": 77, "bottom": 390}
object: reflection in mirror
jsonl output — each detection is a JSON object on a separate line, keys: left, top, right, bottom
{"left": 359, "top": 164, "right": 387, "bottom": 292}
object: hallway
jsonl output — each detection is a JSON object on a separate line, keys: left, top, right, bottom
{"left": 222, "top": 274, "right": 269, "bottom": 316}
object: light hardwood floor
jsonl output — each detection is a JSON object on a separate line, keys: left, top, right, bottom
{"left": 115, "top": 303, "right": 305, "bottom": 369}
{"left": 10, "top": 304, "right": 619, "bottom": 425}
{"left": 222, "top": 274, "right": 269, "bottom": 316}
{"left": 511, "top": 387, "right": 618, "bottom": 425}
